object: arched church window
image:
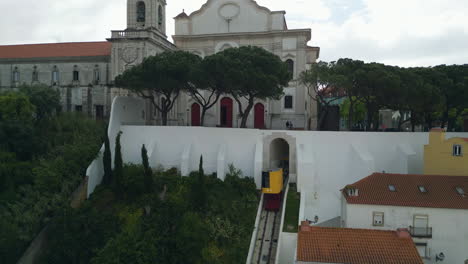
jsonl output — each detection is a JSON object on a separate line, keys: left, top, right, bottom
{"left": 286, "top": 59, "right": 294, "bottom": 77}
{"left": 137, "top": 1, "right": 146, "bottom": 23}
{"left": 158, "top": 5, "right": 163, "bottom": 28}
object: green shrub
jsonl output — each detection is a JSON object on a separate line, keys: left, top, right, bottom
{"left": 121, "top": 164, "right": 146, "bottom": 198}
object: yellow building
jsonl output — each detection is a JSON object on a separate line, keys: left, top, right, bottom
{"left": 424, "top": 128, "right": 468, "bottom": 176}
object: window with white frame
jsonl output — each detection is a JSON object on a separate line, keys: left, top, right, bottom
{"left": 415, "top": 243, "right": 428, "bottom": 258}
{"left": 284, "top": 95, "right": 293, "bottom": 109}
{"left": 453, "top": 144, "right": 462, "bottom": 156}
{"left": 414, "top": 215, "right": 428, "bottom": 229}
{"left": 372, "top": 212, "right": 384, "bottom": 226}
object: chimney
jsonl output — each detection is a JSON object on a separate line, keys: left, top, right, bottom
{"left": 396, "top": 228, "right": 411, "bottom": 239}
{"left": 300, "top": 221, "right": 312, "bottom": 232}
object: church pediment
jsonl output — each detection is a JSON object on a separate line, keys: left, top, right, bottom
{"left": 175, "top": 0, "right": 287, "bottom": 35}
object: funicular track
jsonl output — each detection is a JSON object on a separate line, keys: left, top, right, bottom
{"left": 252, "top": 195, "right": 282, "bottom": 264}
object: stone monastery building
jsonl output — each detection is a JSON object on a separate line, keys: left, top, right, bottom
{"left": 0, "top": 0, "right": 320, "bottom": 130}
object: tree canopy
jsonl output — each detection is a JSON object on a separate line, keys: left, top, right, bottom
{"left": 302, "top": 59, "right": 468, "bottom": 131}
{"left": 115, "top": 51, "right": 201, "bottom": 125}
{"left": 115, "top": 47, "right": 291, "bottom": 128}
{"left": 213, "top": 46, "right": 291, "bottom": 128}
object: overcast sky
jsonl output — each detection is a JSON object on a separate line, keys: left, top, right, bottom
{"left": 0, "top": 0, "right": 467, "bottom": 67}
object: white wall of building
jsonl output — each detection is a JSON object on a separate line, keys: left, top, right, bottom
{"left": 175, "top": 0, "right": 286, "bottom": 36}
{"left": 343, "top": 203, "right": 468, "bottom": 264}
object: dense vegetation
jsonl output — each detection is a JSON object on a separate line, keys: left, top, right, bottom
{"left": 302, "top": 60, "right": 468, "bottom": 131}
{"left": 0, "top": 85, "right": 104, "bottom": 263}
{"left": 40, "top": 162, "right": 260, "bottom": 264}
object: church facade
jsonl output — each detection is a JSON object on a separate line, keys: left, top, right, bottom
{"left": 0, "top": 0, "right": 320, "bottom": 129}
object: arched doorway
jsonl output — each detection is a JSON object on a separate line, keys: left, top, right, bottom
{"left": 220, "top": 97, "right": 233, "bottom": 127}
{"left": 254, "top": 103, "right": 265, "bottom": 129}
{"left": 270, "top": 138, "right": 290, "bottom": 174}
{"left": 191, "top": 103, "right": 201, "bottom": 126}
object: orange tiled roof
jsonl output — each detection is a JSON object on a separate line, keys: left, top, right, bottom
{"left": 0, "top": 42, "right": 111, "bottom": 59}
{"left": 343, "top": 173, "right": 468, "bottom": 209}
{"left": 297, "top": 224, "right": 423, "bottom": 264}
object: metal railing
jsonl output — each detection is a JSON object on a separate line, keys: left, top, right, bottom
{"left": 409, "top": 226, "right": 432, "bottom": 238}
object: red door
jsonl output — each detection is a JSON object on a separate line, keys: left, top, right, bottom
{"left": 220, "top": 97, "right": 233, "bottom": 127}
{"left": 254, "top": 103, "right": 265, "bottom": 129}
{"left": 191, "top": 103, "right": 201, "bottom": 126}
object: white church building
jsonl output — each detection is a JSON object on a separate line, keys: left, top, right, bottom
{"left": 0, "top": 0, "right": 320, "bottom": 130}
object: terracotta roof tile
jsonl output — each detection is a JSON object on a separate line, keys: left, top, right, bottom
{"left": 0, "top": 42, "right": 111, "bottom": 59}
{"left": 297, "top": 224, "right": 423, "bottom": 264}
{"left": 343, "top": 173, "right": 468, "bottom": 209}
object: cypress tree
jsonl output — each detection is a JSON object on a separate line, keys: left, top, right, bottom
{"left": 114, "top": 131, "right": 123, "bottom": 196}
{"left": 141, "top": 144, "right": 153, "bottom": 192}
{"left": 102, "top": 125, "right": 112, "bottom": 185}
{"left": 196, "top": 155, "right": 207, "bottom": 211}
{"left": 198, "top": 155, "right": 204, "bottom": 177}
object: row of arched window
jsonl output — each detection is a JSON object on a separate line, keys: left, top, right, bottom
{"left": 11, "top": 65, "right": 101, "bottom": 85}
{"left": 136, "top": 1, "right": 163, "bottom": 28}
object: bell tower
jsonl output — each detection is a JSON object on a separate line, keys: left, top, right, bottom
{"left": 108, "top": 0, "right": 174, "bottom": 80}
{"left": 127, "top": 0, "right": 166, "bottom": 35}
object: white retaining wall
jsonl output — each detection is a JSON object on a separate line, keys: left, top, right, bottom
{"left": 87, "top": 96, "right": 468, "bottom": 226}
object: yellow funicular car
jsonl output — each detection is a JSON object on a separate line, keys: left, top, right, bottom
{"left": 262, "top": 168, "right": 284, "bottom": 194}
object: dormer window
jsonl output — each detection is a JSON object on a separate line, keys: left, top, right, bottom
{"left": 388, "top": 185, "right": 396, "bottom": 192}
{"left": 346, "top": 186, "right": 359, "bottom": 197}
{"left": 453, "top": 145, "right": 462, "bottom": 157}
{"left": 456, "top": 187, "right": 465, "bottom": 196}
{"left": 418, "top": 186, "right": 428, "bottom": 193}
{"left": 137, "top": 1, "right": 146, "bottom": 23}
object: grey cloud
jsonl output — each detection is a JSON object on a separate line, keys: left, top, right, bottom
{"left": 0, "top": 0, "right": 467, "bottom": 67}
